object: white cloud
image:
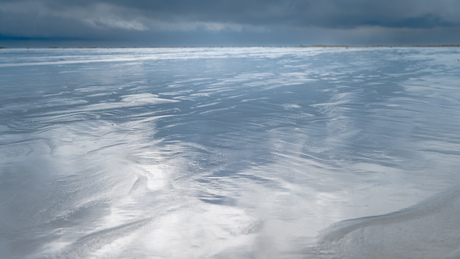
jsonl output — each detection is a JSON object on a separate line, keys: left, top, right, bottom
{"left": 0, "top": 1, "right": 148, "bottom": 32}
{"left": 77, "top": 3, "right": 148, "bottom": 31}
{"left": 83, "top": 17, "right": 148, "bottom": 31}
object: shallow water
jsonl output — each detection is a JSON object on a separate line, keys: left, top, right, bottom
{"left": 1, "top": 47, "right": 460, "bottom": 258}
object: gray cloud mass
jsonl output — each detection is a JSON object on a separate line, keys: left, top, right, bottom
{"left": 1, "top": 0, "right": 459, "bottom": 46}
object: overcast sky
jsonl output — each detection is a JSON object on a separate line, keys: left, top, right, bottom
{"left": 1, "top": 0, "right": 460, "bottom": 47}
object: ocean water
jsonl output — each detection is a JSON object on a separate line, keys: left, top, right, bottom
{"left": 1, "top": 47, "right": 460, "bottom": 258}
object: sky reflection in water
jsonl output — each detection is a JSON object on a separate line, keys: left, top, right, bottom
{"left": 1, "top": 47, "right": 460, "bottom": 258}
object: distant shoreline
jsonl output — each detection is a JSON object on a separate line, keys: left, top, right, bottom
{"left": 1, "top": 45, "right": 460, "bottom": 49}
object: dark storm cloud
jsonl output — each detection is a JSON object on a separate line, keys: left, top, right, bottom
{"left": 1, "top": 0, "right": 459, "bottom": 46}
{"left": 43, "top": 0, "right": 458, "bottom": 29}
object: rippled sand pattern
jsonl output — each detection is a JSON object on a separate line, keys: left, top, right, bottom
{"left": 1, "top": 47, "right": 460, "bottom": 258}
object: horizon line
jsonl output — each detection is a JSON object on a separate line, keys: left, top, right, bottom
{"left": 1, "top": 44, "right": 460, "bottom": 49}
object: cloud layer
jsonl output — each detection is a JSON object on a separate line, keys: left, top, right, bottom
{"left": 1, "top": 0, "right": 460, "bottom": 46}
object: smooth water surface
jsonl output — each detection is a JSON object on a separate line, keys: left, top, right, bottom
{"left": 1, "top": 47, "right": 460, "bottom": 258}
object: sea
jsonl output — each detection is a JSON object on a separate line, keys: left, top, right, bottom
{"left": 1, "top": 47, "right": 460, "bottom": 258}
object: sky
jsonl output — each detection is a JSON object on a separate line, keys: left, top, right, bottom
{"left": 1, "top": 0, "right": 460, "bottom": 47}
